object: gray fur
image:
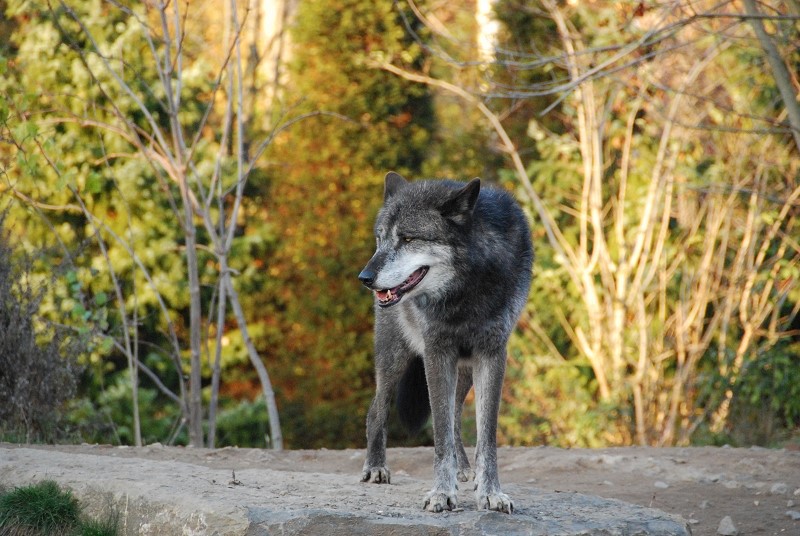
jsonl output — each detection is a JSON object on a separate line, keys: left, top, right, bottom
{"left": 358, "top": 172, "right": 533, "bottom": 514}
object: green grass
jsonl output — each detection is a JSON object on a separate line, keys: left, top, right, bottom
{"left": 0, "top": 481, "right": 117, "bottom": 536}
{"left": 75, "top": 517, "right": 119, "bottom": 536}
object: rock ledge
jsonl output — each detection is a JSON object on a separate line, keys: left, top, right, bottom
{"left": 0, "top": 446, "right": 690, "bottom": 535}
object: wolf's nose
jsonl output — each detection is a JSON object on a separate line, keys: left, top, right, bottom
{"left": 358, "top": 269, "right": 376, "bottom": 287}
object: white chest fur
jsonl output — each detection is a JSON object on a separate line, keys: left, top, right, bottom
{"left": 398, "top": 300, "right": 426, "bottom": 356}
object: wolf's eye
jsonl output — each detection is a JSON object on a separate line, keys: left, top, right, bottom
{"left": 402, "top": 236, "right": 414, "bottom": 243}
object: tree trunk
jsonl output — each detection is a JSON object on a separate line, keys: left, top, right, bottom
{"left": 180, "top": 170, "right": 204, "bottom": 448}
{"left": 224, "top": 269, "right": 283, "bottom": 449}
{"left": 476, "top": 0, "right": 499, "bottom": 63}
{"left": 207, "top": 279, "right": 227, "bottom": 448}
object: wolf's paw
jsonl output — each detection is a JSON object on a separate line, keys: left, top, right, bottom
{"left": 360, "top": 466, "right": 391, "bottom": 484}
{"left": 457, "top": 467, "right": 475, "bottom": 483}
{"left": 476, "top": 491, "right": 513, "bottom": 514}
{"left": 423, "top": 489, "right": 457, "bottom": 513}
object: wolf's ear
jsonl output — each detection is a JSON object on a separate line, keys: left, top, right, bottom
{"left": 384, "top": 171, "right": 408, "bottom": 202}
{"left": 440, "top": 178, "right": 480, "bottom": 224}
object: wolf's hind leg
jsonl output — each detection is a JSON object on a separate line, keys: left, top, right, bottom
{"left": 454, "top": 367, "right": 475, "bottom": 483}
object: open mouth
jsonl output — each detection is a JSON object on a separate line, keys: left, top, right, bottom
{"left": 375, "top": 267, "right": 429, "bottom": 308}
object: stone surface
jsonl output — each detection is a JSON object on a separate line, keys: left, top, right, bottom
{"left": 0, "top": 446, "right": 689, "bottom": 536}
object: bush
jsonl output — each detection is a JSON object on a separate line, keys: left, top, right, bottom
{"left": 0, "top": 209, "right": 83, "bottom": 443}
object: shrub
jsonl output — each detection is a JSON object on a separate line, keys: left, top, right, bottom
{"left": 0, "top": 209, "right": 83, "bottom": 443}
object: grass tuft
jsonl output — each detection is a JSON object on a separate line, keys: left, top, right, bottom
{"left": 77, "top": 515, "right": 119, "bottom": 536}
{"left": 0, "top": 480, "right": 80, "bottom": 535}
{"left": 0, "top": 480, "right": 117, "bottom": 536}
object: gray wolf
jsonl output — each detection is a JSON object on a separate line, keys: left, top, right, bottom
{"left": 358, "top": 172, "right": 533, "bottom": 513}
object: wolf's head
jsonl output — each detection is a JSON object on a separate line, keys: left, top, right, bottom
{"left": 358, "top": 172, "right": 480, "bottom": 308}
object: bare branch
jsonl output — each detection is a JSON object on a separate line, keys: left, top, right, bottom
{"left": 742, "top": 0, "right": 800, "bottom": 152}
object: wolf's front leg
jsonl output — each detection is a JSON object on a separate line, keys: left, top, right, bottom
{"left": 473, "top": 353, "right": 513, "bottom": 513}
{"left": 422, "top": 353, "right": 459, "bottom": 512}
{"left": 361, "top": 381, "right": 392, "bottom": 483}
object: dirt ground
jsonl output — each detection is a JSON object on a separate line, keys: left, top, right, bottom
{"left": 8, "top": 443, "right": 798, "bottom": 535}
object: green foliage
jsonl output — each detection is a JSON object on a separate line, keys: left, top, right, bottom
{"left": 0, "top": 481, "right": 117, "bottom": 536}
{"left": 502, "top": 316, "right": 615, "bottom": 448}
{"left": 725, "top": 341, "right": 800, "bottom": 445}
{"left": 66, "top": 374, "right": 185, "bottom": 446}
{"left": 213, "top": 398, "right": 270, "bottom": 447}
{"left": 488, "top": 0, "right": 800, "bottom": 446}
{"left": 0, "top": 0, "right": 191, "bottom": 333}
{"left": 1, "top": 0, "right": 276, "bottom": 446}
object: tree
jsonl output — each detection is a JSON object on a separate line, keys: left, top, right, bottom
{"left": 1, "top": 0, "right": 288, "bottom": 448}
{"left": 253, "top": 0, "right": 437, "bottom": 448}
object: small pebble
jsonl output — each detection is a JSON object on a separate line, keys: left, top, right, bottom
{"left": 786, "top": 510, "right": 800, "bottom": 521}
{"left": 717, "top": 515, "right": 738, "bottom": 535}
{"left": 654, "top": 480, "right": 669, "bottom": 489}
{"left": 771, "top": 482, "right": 789, "bottom": 495}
